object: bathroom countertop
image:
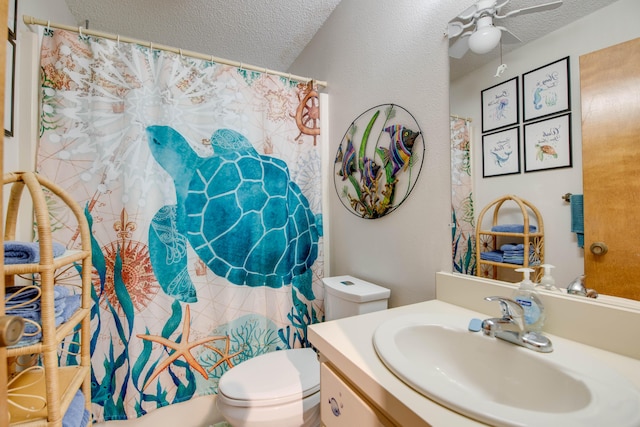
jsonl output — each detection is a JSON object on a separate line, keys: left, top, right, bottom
{"left": 308, "top": 299, "right": 640, "bottom": 427}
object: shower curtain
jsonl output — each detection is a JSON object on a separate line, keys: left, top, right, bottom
{"left": 37, "top": 28, "right": 324, "bottom": 422}
{"left": 450, "top": 116, "right": 476, "bottom": 275}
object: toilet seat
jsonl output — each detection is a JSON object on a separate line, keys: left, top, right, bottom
{"left": 218, "top": 348, "right": 320, "bottom": 408}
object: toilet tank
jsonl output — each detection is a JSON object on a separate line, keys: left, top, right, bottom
{"left": 322, "top": 275, "right": 391, "bottom": 321}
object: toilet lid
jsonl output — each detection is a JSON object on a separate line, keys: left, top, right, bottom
{"left": 218, "top": 348, "right": 320, "bottom": 407}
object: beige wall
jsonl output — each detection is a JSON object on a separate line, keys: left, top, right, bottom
{"left": 289, "top": 0, "right": 479, "bottom": 306}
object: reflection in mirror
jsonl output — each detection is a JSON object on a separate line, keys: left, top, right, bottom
{"left": 449, "top": 0, "right": 640, "bottom": 302}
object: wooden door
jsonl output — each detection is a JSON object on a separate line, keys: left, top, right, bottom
{"left": 580, "top": 37, "right": 640, "bottom": 300}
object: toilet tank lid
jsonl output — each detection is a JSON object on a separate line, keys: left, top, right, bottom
{"left": 322, "top": 275, "right": 391, "bottom": 303}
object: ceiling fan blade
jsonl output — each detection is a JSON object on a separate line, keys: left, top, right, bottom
{"left": 448, "top": 20, "right": 474, "bottom": 39}
{"left": 449, "top": 33, "right": 471, "bottom": 58}
{"left": 448, "top": 22, "right": 463, "bottom": 38}
{"left": 495, "top": 0, "right": 563, "bottom": 19}
{"left": 457, "top": 4, "right": 481, "bottom": 21}
{"left": 496, "top": 26, "right": 521, "bottom": 44}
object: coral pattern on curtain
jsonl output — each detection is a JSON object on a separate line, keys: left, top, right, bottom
{"left": 37, "top": 28, "right": 324, "bottom": 423}
{"left": 450, "top": 116, "right": 476, "bottom": 275}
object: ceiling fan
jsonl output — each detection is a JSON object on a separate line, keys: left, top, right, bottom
{"left": 448, "top": 0, "right": 563, "bottom": 58}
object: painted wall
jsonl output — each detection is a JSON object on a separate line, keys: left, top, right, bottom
{"left": 449, "top": 0, "right": 640, "bottom": 287}
{"left": 4, "top": 0, "right": 75, "bottom": 169}
{"left": 289, "top": 0, "right": 475, "bottom": 307}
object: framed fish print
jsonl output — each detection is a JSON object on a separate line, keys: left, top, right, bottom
{"left": 523, "top": 56, "right": 570, "bottom": 122}
{"left": 8, "top": 0, "right": 17, "bottom": 39}
{"left": 481, "top": 76, "right": 519, "bottom": 133}
{"left": 482, "top": 126, "right": 520, "bottom": 178}
{"left": 524, "top": 113, "right": 572, "bottom": 173}
{"left": 4, "top": 39, "right": 15, "bottom": 137}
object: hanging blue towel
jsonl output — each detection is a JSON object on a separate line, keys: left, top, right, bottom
{"left": 4, "top": 241, "right": 66, "bottom": 264}
{"left": 570, "top": 194, "right": 584, "bottom": 248}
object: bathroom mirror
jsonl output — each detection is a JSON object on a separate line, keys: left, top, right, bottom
{"left": 449, "top": 0, "right": 640, "bottom": 304}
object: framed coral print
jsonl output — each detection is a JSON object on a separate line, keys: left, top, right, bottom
{"left": 482, "top": 126, "right": 520, "bottom": 178}
{"left": 522, "top": 56, "right": 570, "bottom": 122}
{"left": 8, "top": 0, "right": 17, "bottom": 39}
{"left": 481, "top": 76, "right": 519, "bottom": 133}
{"left": 524, "top": 113, "right": 572, "bottom": 173}
{"left": 4, "top": 39, "right": 15, "bottom": 137}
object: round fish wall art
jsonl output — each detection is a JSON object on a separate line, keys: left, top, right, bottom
{"left": 334, "top": 104, "right": 424, "bottom": 219}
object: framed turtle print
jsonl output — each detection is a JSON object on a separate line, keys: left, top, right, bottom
{"left": 524, "top": 113, "right": 572, "bottom": 172}
{"left": 481, "top": 76, "right": 519, "bottom": 133}
{"left": 482, "top": 126, "right": 520, "bottom": 178}
{"left": 523, "top": 56, "right": 570, "bottom": 122}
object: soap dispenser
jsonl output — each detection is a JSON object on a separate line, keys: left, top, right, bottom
{"left": 512, "top": 267, "right": 545, "bottom": 332}
{"left": 537, "top": 264, "right": 560, "bottom": 292}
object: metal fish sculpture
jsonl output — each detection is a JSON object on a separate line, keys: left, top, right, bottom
{"left": 380, "top": 124, "right": 420, "bottom": 175}
{"left": 338, "top": 136, "right": 357, "bottom": 180}
{"left": 361, "top": 157, "right": 381, "bottom": 189}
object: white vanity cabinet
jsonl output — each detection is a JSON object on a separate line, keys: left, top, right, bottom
{"left": 320, "top": 361, "right": 394, "bottom": 427}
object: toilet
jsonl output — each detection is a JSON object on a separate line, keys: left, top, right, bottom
{"left": 216, "top": 275, "right": 391, "bottom": 427}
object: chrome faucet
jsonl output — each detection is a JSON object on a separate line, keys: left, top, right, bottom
{"left": 566, "top": 275, "right": 598, "bottom": 298}
{"left": 481, "top": 296, "right": 553, "bottom": 353}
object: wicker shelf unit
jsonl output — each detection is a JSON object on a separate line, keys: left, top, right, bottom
{"left": 475, "top": 194, "right": 545, "bottom": 282}
{"left": 4, "top": 171, "right": 91, "bottom": 426}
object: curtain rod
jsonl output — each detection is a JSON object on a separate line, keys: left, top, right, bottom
{"left": 450, "top": 114, "right": 472, "bottom": 122}
{"left": 23, "top": 15, "right": 328, "bottom": 88}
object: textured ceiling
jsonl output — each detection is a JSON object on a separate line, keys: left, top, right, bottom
{"left": 62, "top": 0, "right": 619, "bottom": 78}
{"left": 63, "top": 0, "right": 343, "bottom": 72}
{"left": 449, "top": 0, "right": 620, "bottom": 81}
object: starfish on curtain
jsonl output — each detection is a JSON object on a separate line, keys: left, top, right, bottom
{"left": 204, "top": 336, "right": 245, "bottom": 372}
{"left": 137, "top": 304, "right": 226, "bottom": 390}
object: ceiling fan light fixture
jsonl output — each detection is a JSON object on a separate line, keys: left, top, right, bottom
{"left": 468, "top": 20, "right": 501, "bottom": 54}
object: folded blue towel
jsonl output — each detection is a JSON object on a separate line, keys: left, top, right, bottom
{"left": 63, "top": 389, "right": 89, "bottom": 427}
{"left": 5, "top": 286, "right": 40, "bottom": 305}
{"left": 8, "top": 312, "right": 42, "bottom": 345}
{"left": 54, "top": 285, "right": 71, "bottom": 300}
{"left": 500, "top": 243, "right": 525, "bottom": 251}
{"left": 480, "top": 250, "right": 504, "bottom": 262}
{"left": 491, "top": 224, "right": 537, "bottom": 233}
{"left": 62, "top": 294, "right": 81, "bottom": 322}
{"left": 4, "top": 241, "right": 66, "bottom": 264}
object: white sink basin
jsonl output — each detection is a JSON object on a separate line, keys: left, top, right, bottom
{"left": 373, "top": 313, "right": 640, "bottom": 427}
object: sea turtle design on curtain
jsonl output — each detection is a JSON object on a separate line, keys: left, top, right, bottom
{"left": 146, "top": 125, "right": 321, "bottom": 302}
